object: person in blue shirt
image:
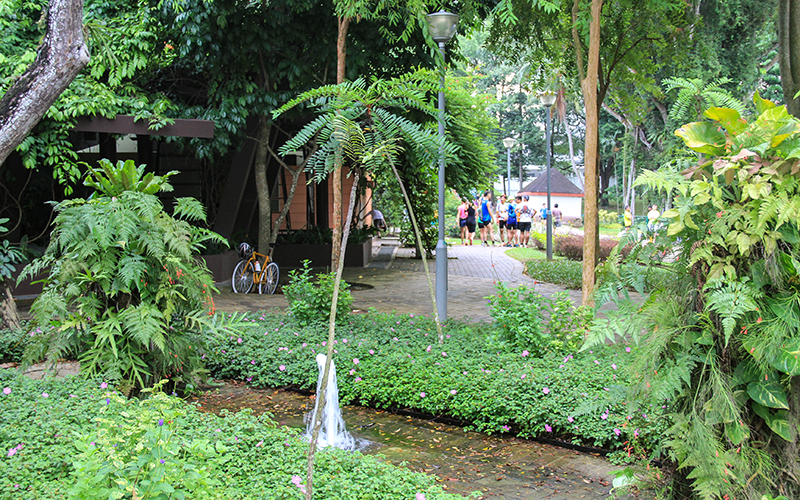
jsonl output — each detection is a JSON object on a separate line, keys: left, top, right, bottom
{"left": 478, "top": 190, "right": 496, "bottom": 246}
{"left": 505, "top": 196, "right": 518, "bottom": 247}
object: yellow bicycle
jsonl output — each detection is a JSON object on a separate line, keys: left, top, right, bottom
{"left": 231, "top": 242, "right": 279, "bottom": 294}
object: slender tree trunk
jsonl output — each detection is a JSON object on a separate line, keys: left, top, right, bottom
{"left": 0, "top": 0, "right": 90, "bottom": 166}
{"left": 305, "top": 170, "right": 360, "bottom": 500}
{"left": 580, "top": 0, "right": 603, "bottom": 307}
{"left": 330, "top": 16, "right": 351, "bottom": 267}
{"left": 0, "top": 281, "right": 20, "bottom": 330}
{"left": 779, "top": 0, "right": 800, "bottom": 117}
{"left": 565, "top": 121, "right": 583, "bottom": 190}
{"left": 254, "top": 118, "right": 272, "bottom": 254}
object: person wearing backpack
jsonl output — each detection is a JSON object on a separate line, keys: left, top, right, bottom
{"left": 506, "top": 196, "right": 519, "bottom": 247}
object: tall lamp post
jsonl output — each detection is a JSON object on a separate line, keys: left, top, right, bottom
{"left": 426, "top": 10, "right": 459, "bottom": 323}
{"left": 502, "top": 137, "right": 516, "bottom": 196}
{"left": 540, "top": 91, "right": 557, "bottom": 260}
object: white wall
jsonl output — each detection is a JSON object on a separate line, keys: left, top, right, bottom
{"left": 525, "top": 195, "right": 582, "bottom": 219}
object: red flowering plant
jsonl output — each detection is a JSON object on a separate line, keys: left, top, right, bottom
{"left": 586, "top": 94, "right": 800, "bottom": 499}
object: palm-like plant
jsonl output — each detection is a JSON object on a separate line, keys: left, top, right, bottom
{"left": 663, "top": 76, "right": 746, "bottom": 124}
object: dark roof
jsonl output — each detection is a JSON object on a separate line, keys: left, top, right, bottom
{"left": 74, "top": 115, "right": 214, "bottom": 138}
{"left": 517, "top": 169, "right": 584, "bottom": 196}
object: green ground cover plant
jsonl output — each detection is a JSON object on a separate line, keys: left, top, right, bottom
{"left": 0, "top": 373, "right": 464, "bottom": 500}
{"left": 203, "top": 312, "right": 666, "bottom": 452}
{"left": 524, "top": 259, "right": 583, "bottom": 289}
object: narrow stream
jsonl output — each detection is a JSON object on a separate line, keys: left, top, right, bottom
{"left": 189, "top": 381, "right": 642, "bottom": 499}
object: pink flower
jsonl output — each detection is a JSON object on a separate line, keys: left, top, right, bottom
{"left": 251, "top": 360, "right": 256, "bottom": 365}
{"left": 322, "top": 341, "right": 327, "bottom": 346}
{"left": 601, "top": 413, "right": 608, "bottom": 420}
{"left": 567, "top": 416, "right": 574, "bottom": 423}
{"left": 2, "top": 387, "right": 10, "bottom": 395}
{"left": 100, "top": 382, "right": 108, "bottom": 389}
{"left": 279, "top": 365, "right": 286, "bottom": 371}
{"left": 237, "top": 338, "right": 243, "bottom": 344}
{"left": 450, "top": 389, "right": 457, "bottom": 395}
{"left": 41, "top": 393, "right": 49, "bottom": 398}
{"left": 611, "top": 364, "right": 617, "bottom": 370}
{"left": 521, "top": 350, "right": 529, "bottom": 357}
{"left": 613, "top": 428, "right": 621, "bottom": 436}
{"left": 544, "top": 424, "right": 552, "bottom": 432}
{"left": 7, "top": 448, "right": 16, "bottom": 457}
{"left": 368, "top": 349, "right": 374, "bottom": 354}
{"left": 291, "top": 475, "right": 303, "bottom": 487}
{"left": 420, "top": 392, "right": 426, "bottom": 398}
{"left": 521, "top": 374, "right": 526, "bottom": 379}
{"left": 625, "top": 347, "right": 631, "bottom": 353}
{"left": 355, "top": 377, "right": 362, "bottom": 382}
{"left": 353, "top": 358, "right": 359, "bottom": 365}
{"left": 416, "top": 494, "right": 427, "bottom": 500}
{"left": 542, "top": 387, "right": 550, "bottom": 395}
{"left": 634, "top": 429, "right": 639, "bottom": 438}
{"left": 349, "top": 369, "right": 356, "bottom": 375}
{"left": 426, "top": 345, "right": 432, "bottom": 352}
{"left": 256, "top": 441, "right": 263, "bottom": 447}
{"left": 441, "top": 352, "right": 447, "bottom": 357}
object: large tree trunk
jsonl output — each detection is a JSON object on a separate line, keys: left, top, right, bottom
{"left": 779, "top": 0, "right": 800, "bottom": 117}
{"left": 254, "top": 118, "right": 272, "bottom": 254}
{"left": 580, "top": 0, "right": 602, "bottom": 307}
{"left": 330, "top": 16, "right": 351, "bottom": 268}
{"left": 0, "top": 0, "right": 90, "bottom": 166}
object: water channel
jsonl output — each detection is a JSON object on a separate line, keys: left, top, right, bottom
{"left": 189, "top": 381, "right": 648, "bottom": 500}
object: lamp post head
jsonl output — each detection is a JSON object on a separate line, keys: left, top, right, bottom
{"left": 540, "top": 90, "right": 557, "bottom": 107}
{"left": 426, "top": 10, "right": 459, "bottom": 43}
{"left": 502, "top": 137, "right": 516, "bottom": 149}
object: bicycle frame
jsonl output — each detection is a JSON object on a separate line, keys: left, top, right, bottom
{"left": 246, "top": 251, "right": 272, "bottom": 285}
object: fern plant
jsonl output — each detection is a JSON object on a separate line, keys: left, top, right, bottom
{"left": 586, "top": 94, "right": 800, "bottom": 499}
{"left": 663, "top": 76, "right": 746, "bottom": 124}
{"left": 20, "top": 160, "right": 237, "bottom": 391}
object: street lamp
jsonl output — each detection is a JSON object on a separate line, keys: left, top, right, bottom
{"left": 502, "top": 137, "right": 516, "bottom": 195}
{"left": 540, "top": 90, "right": 557, "bottom": 261}
{"left": 426, "top": 10, "right": 459, "bottom": 323}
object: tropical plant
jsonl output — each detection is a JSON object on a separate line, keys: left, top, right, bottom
{"left": 0, "top": 218, "right": 25, "bottom": 329}
{"left": 586, "top": 94, "right": 800, "bottom": 499}
{"left": 19, "top": 159, "right": 238, "bottom": 391}
{"left": 663, "top": 77, "right": 747, "bottom": 124}
{"left": 282, "top": 261, "right": 353, "bottom": 325}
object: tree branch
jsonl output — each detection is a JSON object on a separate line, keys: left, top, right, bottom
{"left": 0, "top": 0, "right": 90, "bottom": 165}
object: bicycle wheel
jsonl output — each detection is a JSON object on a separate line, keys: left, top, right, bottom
{"left": 231, "top": 260, "right": 254, "bottom": 293}
{"left": 259, "top": 262, "right": 279, "bottom": 295}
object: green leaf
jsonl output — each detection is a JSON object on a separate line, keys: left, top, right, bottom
{"left": 704, "top": 107, "right": 746, "bottom": 136}
{"left": 724, "top": 420, "right": 749, "bottom": 445}
{"left": 747, "top": 380, "right": 789, "bottom": 410}
{"left": 770, "top": 338, "right": 800, "bottom": 376}
{"left": 765, "top": 410, "right": 793, "bottom": 441}
{"left": 753, "top": 91, "right": 776, "bottom": 115}
{"left": 675, "top": 121, "right": 727, "bottom": 155}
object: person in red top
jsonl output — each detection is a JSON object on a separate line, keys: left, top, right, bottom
{"left": 457, "top": 199, "right": 469, "bottom": 245}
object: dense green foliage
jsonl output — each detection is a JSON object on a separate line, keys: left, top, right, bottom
{"left": 19, "top": 160, "right": 234, "bottom": 391}
{"left": 282, "top": 261, "right": 353, "bottom": 326}
{"left": 203, "top": 312, "right": 665, "bottom": 451}
{"left": 487, "top": 282, "right": 590, "bottom": 354}
{"left": 0, "top": 374, "right": 463, "bottom": 500}
{"left": 587, "top": 97, "right": 800, "bottom": 499}
{"left": 524, "top": 259, "right": 583, "bottom": 289}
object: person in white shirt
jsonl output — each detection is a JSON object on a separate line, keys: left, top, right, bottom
{"left": 496, "top": 194, "right": 510, "bottom": 245}
{"left": 516, "top": 195, "right": 534, "bottom": 247}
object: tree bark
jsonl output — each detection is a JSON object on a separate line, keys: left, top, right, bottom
{"left": 779, "top": 0, "right": 800, "bottom": 117}
{"left": 580, "top": 0, "right": 603, "bottom": 308}
{"left": 330, "top": 16, "right": 351, "bottom": 268}
{"left": 254, "top": 118, "right": 272, "bottom": 254}
{"left": 0, "top": 281, "right": 21, "bottom": 330}
{"left": 0, "top": 0, "right": 90, "bottom": 166}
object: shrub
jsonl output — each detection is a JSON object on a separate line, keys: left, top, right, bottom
{"left": 486, "top": 282, "right": 590, "bottom": 354}
{"left": 19, "top": 160, "right": 236, "bottom": 391}
{"left": 282, "top": 260, "right": 352, "bottom": 325}
{"left": 202, "top": 312, "right": 667, "bottom": 451}
{"left": 554, "top": 235, "right": 618, "bottom": 261}
{"left": 529, "top": 231, "right": 546, "bottom": 249}
{"left": 598, "top": 209, "right": 619, "bottom": 226}
{"left": 525, "top": 259, "right": 583, "bottom": 289}
{"left": 0, "top": 373, "right": 462, "bottom": 500}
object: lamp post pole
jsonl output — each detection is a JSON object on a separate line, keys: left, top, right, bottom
{"left": 426, "top": 11, "right": 459, "bottom": 324}
{"left": 502, "top": 137, "right": 516, "bottom": 196}
{"left": 540, "top": 91, "right": 556, "bottom": 260}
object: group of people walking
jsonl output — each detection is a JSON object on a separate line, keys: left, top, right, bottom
{"left": 456, "top": 191, "right": 562, "bottom": 247}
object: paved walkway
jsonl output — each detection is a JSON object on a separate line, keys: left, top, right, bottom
{"left": 210, "top": 237, "right": 586, "bottom": 322}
